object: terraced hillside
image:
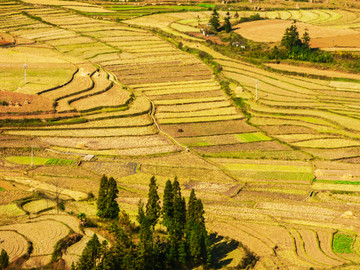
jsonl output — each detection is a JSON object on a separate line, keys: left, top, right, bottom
{"left": 1, "top": 0, "right": 360, "bottom": 269}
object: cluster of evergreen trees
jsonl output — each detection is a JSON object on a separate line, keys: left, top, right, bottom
{"left": 208, "top": 9, "right": 232, "bottom": 33}
{"left": 73, "top": 176, "right": 211, "bottom": 270}
{"left": 269, "top": 21, "right": 333, "bottom": 63}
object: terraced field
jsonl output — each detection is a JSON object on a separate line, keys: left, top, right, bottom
{"left": 1, "top": 0, "right": 360, "bottom": 269}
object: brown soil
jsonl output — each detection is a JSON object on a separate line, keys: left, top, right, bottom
{"left": 0, "top": 91, "right": 53, "bottom": 114}
{"left": 311, "top": 33, "right": 360, "bottom": 49}
{"left": 194, "top": 141, "right": 291, "bottom": 153}
{"left": 0, "top": 33, "right": 15, "bottom": 46}
{"left": 259, "top": 125, "right": 318, "bottom": 135}
{"left": 160, "top": 119, "right": 256, "bottom": 137}
{"left": 234, "top": 20, "right": 358, "bottom": 44}
{"left": 151, "top": 90, "right": 224, "bottom": 100}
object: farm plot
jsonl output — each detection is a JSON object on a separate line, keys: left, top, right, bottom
{"left": 0, "top": 220, "right": 69, "bottom": 257}
{"left": 4, "top": 125, "right": 157, "bottom": 137}
{"left": 211, "top": 159, "right": 313, "bottom": 183}
{"left": 0, "top": 230, "right": 29, "bottom": 262}
{"left": 178, "top": 132, "right": 271, "bottom": 147}
{"left": 56, "top": 69, "right": 112, "bottom": 112}
{"left": 40, "top": 63, "right": 96, "bottom": 102}
{"left": 0, "top": 46, "right": 76, "bottom": 94}
{"left": 71, "top": 84, "right": 132, "bottom": 112}
{"left": 22, "top": 199, "right": 56, "bottom": 213}
{"left": 40, "top": 134, "right": 173, "bottom": 150}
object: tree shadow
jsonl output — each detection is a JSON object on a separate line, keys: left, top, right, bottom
{"left": 209, "top": 233, "right": 240, "bottom": 269}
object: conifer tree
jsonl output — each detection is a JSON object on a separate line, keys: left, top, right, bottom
{"left": 209, "top": 8, "right": 220, "bottom": 31}
{"left": 97, "top": 176, "right": 120, "bottom": 219}
{"left": 281, "top": 21, "right": 301, "bottom": 50}
{"left": 224, "top": 11, "right": 232, "bottom": 33}
{"left": 104, "top": 177, "right": 120, "bottom": 219}
{"left": 162, "top": 180, "right": 174, "bottom": 231}
{"left": 137, "top": 217, "right": 154, "bottom": 269}
{"left": 137, "top": 199, "right": 146, "bottom": 226}
{"left": 76, "top": 234, "right": 102, "bottom": 270}
{"left": 0, "top": 249, "right": 9, "bottom": 270}
{"left": 97, "top": 175, "right": 108, "bottom": 217}
{"left": 146, "top": 176, "right": 161, "bottom": 229}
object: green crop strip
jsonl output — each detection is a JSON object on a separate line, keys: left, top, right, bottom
{"left": 333, "top": 233, "right": 354, "bottom": 254}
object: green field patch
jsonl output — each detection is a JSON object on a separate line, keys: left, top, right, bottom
{"left": 6, "top": 156, "right": 49, "bottom": 165}
{"left": 5, "top": 156, "right": 74, "bottom": 166}
{"left": 45, "top": 158, "right": 74, "bottom": 166}
{"left": 202, "top": 150, "right": 310, "bottom": 160}
{"left": 235, "top": 132, "right": 271, "bottom": 143}
{"left": 0, "top": 186, "right": 4, "bottom": 191}
{"left": 333, "top": 233, "right": 354, "bottom": 254}
{"left": 222, "top": 163, "right": 313, "bottom": 173}
{"left": 0, "top": 203, "right": 25, "bottom": 216}
{"left": 314, "top": 179, "right": 360, "bottom": 185}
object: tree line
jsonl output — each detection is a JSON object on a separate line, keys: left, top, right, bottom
{"left": 72, "top": 175, "right": 211, "bottom": 270}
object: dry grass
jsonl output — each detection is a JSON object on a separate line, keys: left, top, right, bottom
{"left": 22, "top": 199, "right": 56, "bottom": 213}
{"left": 0, "top": 230, "right": 28, "bottom": 262}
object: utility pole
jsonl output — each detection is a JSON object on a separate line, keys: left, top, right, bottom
{"left": 24, "top": 64, "right": 27, "bottom": 84}
{"left": 255, "top": 79, "right": 258, "bottom": 101}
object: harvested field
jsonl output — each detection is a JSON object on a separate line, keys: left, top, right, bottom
{"left": 0, "top": 190, "right": 31, "bottom": 205}
{"left": 33, "top": 214, "right": 81, "bottom": 233}
{"left": 294, "top": 139, "right": 360, "bottom": 148}
{"left": 0, "top": 230, "right": 28, "bottom": 262}
{"left": 22, "top": 199, "right": 56, "bottom": 213}
{"left": 71, "top": 84, "right": 132, "bottom": 112}
{"left": 158, "top": 115, "right": 243, "bottom": 124}
{"left": 157, "top": 107, "right": 239, "bottom": 119}
{"left": 40, "top": 134, "right": 171, "bottom": 149}
{"left": 0, "top": 91, "right": 53, "bottom": 114}
{"left": 266, "top": 63, "right": 360, "bottom": 80}
{"left": 234, "top": 20, "right": 358, "bottom": 43}
{"left": 1, "top": 220, "right": 69, "bottom": 256}
{"left": 194, "top": 141, "right": 291, "bottom": 153}
{"left": 298, "top": 229, "right": 342, "bottom": 267}
{"left": 4, "top": 125, "right": 157, "bottom": 137}
{"left": 156, "top": 101, "right": 231, "bottom": 112}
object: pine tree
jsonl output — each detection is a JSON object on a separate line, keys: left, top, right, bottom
{"left": 137, "top": 217, "right": 154, "bottom": 269}
{"left": 302, "top": 30, "right": 310, "bottom": 49}
{"left": 76, "top": 234, "right": 102, "bottom": 270}
{"left": 137, "top": 199, "right": 146, "bottom": 226}
{"left": 162, "top": 180, "right": 173, "bottom": 231}
{"left": 281, "top": 22, "right": 302, "bottom": 50}
{"left": 224, "top": 11, "right": 232, "bottom": 33}
{"left": 98, "top": 176, "right": 120, "bottom": 219}
{"left": 209, "top": 8, "right": 220, "bottom": 31}
{"left": 170, "top": 178, "right": 187, "bottom": 262}
{"left": 0, "top": 249, "right": 9, "bottom": 270}
{"left": 104, "top": 177, "right": 120, "bottom": 219}
{"left": 186, "top": 190, "right": 209, "bottom": 265}
{"left": 146, "top": 176, "right": 161, "bottom": 229}
{"left": 97, "top": 175, "right": 108, "bottom": 217}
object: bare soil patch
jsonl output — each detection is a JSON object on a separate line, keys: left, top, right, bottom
{"left": 0, "top": 32, "right": 15, "bottom": 46}
{"left": 0, "top": 91, "right": 53, "bottom": 114}
{"left": 159, "top": 119, "right": 256, "bottom": 137}
{"left": 311, "top": 33, "right": 360, "bottom": 49}
{"left": 234, "top": 20, "right": 358, "bottom": 43}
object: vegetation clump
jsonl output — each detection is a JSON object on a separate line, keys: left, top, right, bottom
{"left": 73, "top": 176, "right": 211, "bottom": 270}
